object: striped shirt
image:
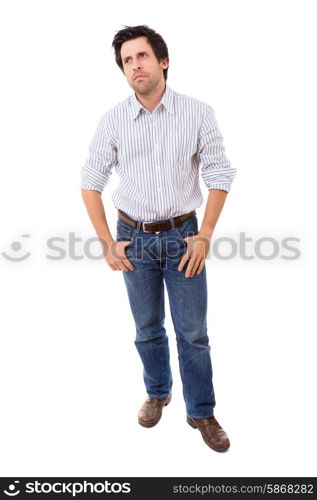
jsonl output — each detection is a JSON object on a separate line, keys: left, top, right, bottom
{"left": 80, "top": 84, "right": 236, "bottom": 221}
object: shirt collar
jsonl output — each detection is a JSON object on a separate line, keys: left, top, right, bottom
{"left": 130, "top": 84, "right": 174, "bottom": 120}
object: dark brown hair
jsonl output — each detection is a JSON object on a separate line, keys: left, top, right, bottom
{"left": 112, "top": 25, "right": 169, "bottom": 81}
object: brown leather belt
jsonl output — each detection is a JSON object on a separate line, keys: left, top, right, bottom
{"left": 118, "top": 209, "right": 196, "bottom": 233}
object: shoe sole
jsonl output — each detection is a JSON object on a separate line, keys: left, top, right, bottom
{"left": 138, "top": 394, "right": 172, "bottom": 428}
{"left": 187, "top": 416, "right": 230, "bottom": 452}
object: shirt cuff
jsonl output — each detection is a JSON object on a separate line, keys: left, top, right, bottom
{"left": 206, "top": 182, "right": 232, "bottom": 192}
{"left": 80, "top": 181, "right": 103, "bottom": 193}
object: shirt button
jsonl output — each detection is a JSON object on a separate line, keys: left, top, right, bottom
{"left": 156, "top": 165, "right": 160, "bottom": 170}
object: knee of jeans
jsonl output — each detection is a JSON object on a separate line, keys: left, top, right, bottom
{"left": 135, "top": 329, "right": 168, "bottom": 343}
{"left": 178, "top": 322, "right": 209, "bottom": 346}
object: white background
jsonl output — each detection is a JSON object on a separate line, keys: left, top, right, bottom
{"left": 0, "top": 0, "right": 316, "bottom": 477}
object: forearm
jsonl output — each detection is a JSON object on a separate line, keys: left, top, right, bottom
{"left": 81, "top": 189, "right": 114, "bottom": 249}
{"left": 199, "top": 189, "right": 228, "bottom": 238}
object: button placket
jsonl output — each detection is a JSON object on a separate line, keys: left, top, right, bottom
{"left": 152, "top": 113, "right": 162, "bottom": 197}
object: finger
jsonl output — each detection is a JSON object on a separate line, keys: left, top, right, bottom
{"left": 178, "top": 252, "right": 190, "bottom": 271}
{"left": 113, "top": 257, "right": 127, "bottom": 270}
{"left": 191, "top": 259, "right": 202, "bottom": 277}
{"left": 114, "top": 241, "right": 131, "bottom": 260}
{"left": 115, "top": 256, "right": 134, "bottom": 271}
{"left": 118, "top": 247, "right": 134, "bottom": 270}
{"left": 196, "top": 259, "right": 205, "bottom": 275}
{"left": 122, "top": 259, "right": 134, "bottom": 271}
{"left": 117, "top": 261, "right": 130, "bottom": 271}
{"left": 178, "top": 258, "right": 187, "bottom": 271}
{"left": 185, "top": 257, "right": 196, "bottom": 277}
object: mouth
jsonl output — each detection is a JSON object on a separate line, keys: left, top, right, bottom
{"left": 134, "top": 75, "right": 146, "bottom": 80}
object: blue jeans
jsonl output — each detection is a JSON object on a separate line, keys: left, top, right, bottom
{"left": 116, "top": 211, "right": 216, "bottom": 418}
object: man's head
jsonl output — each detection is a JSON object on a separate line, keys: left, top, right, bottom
{"left": 112, "top": 25, "right": 169, "bottom": 95}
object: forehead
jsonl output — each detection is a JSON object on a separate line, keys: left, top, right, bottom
{"left": 120, "top": 36, "right": 153, "bottom": 59}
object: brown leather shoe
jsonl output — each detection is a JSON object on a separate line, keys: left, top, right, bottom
{"left": 187, "top": 415, "right": 230, "bottom": 452}
{"left": 138, "top": 394, "right": 172, "bottom": 427}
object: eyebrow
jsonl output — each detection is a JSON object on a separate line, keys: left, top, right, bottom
{"left": 122, "top": 51, "right": 148, "bottom": 63}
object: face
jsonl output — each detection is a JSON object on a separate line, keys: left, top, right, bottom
{"left": 120, "top": 36, "right": 168, "bottom": 95}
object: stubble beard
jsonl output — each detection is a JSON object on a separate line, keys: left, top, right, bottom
{"left": 131, "top": 76, "right": 158, "bottom": 96}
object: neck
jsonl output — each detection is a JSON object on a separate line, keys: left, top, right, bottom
{"left": 135, "top": 81, "right": 166, "bottom": 113}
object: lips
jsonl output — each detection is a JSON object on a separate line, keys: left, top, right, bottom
{"left": 134, "top": 74, "right": 146, "bottom": 80}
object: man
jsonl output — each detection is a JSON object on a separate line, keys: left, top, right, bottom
{"left": 80, "top": 25, "right": 236, "bottom": 452}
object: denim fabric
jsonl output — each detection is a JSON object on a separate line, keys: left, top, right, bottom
{"left": 116, "top": 211, "right": 216, "bottom": 418}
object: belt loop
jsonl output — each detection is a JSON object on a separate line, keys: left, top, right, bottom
{"left": 169, "top": 216, "right": 176, "bottom": 230}
{"left": 136, "top": 220, "right": 142, "bottom": 233}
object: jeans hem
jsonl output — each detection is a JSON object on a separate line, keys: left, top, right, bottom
{"left": 147, "top": 392, "right": 171, "bottom": 399}
{"left": 187, "top": 412, "right": 214, "bottom": 419}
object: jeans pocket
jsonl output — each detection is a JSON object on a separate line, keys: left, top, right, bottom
{"left": 175, "top": 215, "right": 198, "bottom": 243}
{"left": 116, "top": 219, "right": 136, "bottom": 243}
{"left": 175, "top": 227, "right": 188, "bottom": 245}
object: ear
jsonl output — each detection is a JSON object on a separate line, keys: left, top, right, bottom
{"left": 161, "top": 57, "right": 169, "bottom": 69}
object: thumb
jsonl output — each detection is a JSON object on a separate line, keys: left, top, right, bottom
{"left": 122, "top": 240, "right": 132, "bottom": 247}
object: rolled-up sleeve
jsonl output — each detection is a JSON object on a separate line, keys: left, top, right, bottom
{"left": 80, "top": 113, "right": 118, "bottom": 193}
{"left": 198, "top": 105, "right": 236, "bottom": 192}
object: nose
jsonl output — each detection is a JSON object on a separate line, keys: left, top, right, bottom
{"left": 133, "top": 61, "right": 143, "bottom": 72}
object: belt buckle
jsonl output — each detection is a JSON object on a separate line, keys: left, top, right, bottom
{"left": 142, "top": 221, "right": 154, "bottom": 233}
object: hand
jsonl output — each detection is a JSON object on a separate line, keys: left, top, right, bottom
{"left": 105, "top": 240, "right": 135, "bottom": 271}
{"left": 178, "top": 233, "right": 211, "bottom": 278}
